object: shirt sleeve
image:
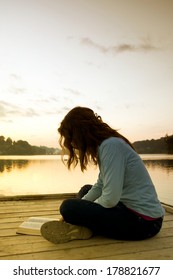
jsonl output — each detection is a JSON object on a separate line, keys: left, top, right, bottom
{"left": 82, "top": 172, "right": 103, "bottom": 201}
{"left": 96, "top": 139, "right": 126, "bottom": 208}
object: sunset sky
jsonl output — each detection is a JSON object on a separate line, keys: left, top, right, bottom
{"left": 0, "top": 0, "right": 173, "bottom": 148}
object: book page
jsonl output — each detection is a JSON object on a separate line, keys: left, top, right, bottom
{"left": 16, "top": 216, "right": 59, "bottom": 235}
{"left": 26, "top": 217, "right": 59, "bottom": 224}
{"left": 19, "top": 221, "right": 44, "bottom": 229}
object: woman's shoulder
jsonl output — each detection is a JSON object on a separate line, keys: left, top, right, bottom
{"left": 98, "top": 137, "right": 126, "bottom": 154}
{"left": 99, "top": 137, "right": 136, "bottom": 156}
{"left": 100, "top": 137, "right": 126, "bottom": 147}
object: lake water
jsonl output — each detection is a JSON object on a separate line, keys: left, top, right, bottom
{"left": 0, "top": 155, "right": 173, "bottom": 206}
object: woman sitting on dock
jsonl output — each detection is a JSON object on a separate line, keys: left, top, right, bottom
{"left": 41, "top": 106, "right": 165, "bottom": 243}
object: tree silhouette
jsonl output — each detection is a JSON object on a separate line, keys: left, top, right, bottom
{"left": 165, "top": 135, "right": 173, "bottom": 154}
{"left": 0, "top": 135, "right": 59, "bottom": 155}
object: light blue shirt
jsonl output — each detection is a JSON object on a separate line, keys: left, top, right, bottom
{"left": 82, "top": 137, "right": 165, "bottom": 218}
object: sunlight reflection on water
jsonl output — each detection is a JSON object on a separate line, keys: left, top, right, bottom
{"left": 0, "top": 155, "right": 173, "bottom": 205}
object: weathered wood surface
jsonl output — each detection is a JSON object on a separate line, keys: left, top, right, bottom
{"left": 0, "top": 195, "right": 173, "bottom": 260}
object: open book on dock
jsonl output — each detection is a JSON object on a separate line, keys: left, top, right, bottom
{"left": 16, "top": 217, "right": 59, "bottom": 236}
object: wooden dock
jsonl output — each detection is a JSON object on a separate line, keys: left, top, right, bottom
{"left": 0, "top": 194, "right": 173, "bottom": 260}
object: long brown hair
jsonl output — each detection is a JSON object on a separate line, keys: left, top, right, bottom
{"left": 58, "top": 106, "right": 134, "bottom": 171}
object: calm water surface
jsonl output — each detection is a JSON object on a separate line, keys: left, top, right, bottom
{"left": 0, "top": 155, "right": 173, "bottom": 205}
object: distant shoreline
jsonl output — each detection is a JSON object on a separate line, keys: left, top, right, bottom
{"left": 1, "top": 134, "right": 173, "bottom": 155}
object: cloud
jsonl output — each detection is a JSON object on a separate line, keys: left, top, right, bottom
{"left": 0, "top": 101, "right": 39, "bottom": 118}
{"left": 53, "top": 107, "right": 71, "bottom": 117}
{"left": 8, "top": 86, "right": 27, "bottom": 95}
{"left": 64, "top": 88, "right": 82, "bottom": 96}
{"left": 1, "top": 119, "right": 13, "bottom": 123}
{"left": 0, "top": 104, "right": 6, "bottom": 117}
{"left": 81, "top": 38, "right": 108, "bottom": 53}
{"left": 7, "top": 74, "right": 27, "bottom": 95}
{"left": 81, "top": 38, "right": 159, "bottom": 54}
{"left": 10, "top": 74, "right": 21, "bottom": 81}
{"left": 49, "top": 96, "right": 60, "bottom": 102}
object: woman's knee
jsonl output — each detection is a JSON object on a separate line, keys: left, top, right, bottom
{"left": 60, "top": 198, "right": 80, "bottom": 220}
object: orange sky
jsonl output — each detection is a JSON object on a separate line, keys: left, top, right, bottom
{"left": 0, "top": 0, "right": 173, "bottom": 147}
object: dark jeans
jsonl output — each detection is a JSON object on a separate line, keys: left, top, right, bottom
{"left": 60, "top": 185, "right": 163, "bottom": 240}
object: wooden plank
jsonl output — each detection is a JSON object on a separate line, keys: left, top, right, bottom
{"left": 0, "top": 200, "right": 61, "bottom": 209}
{"left": 0, "top": 204, "right": 61, "bottom": 214}
{"left": 1, "top": 235, "right": 44, "bottom": 245}
{"left": 0, "top": 210, "right": 59, "bottom": 219}
{"left": 162, "top": 203, "right": 173, "bottom": 214}
{"left": 0, "top": 237, "right": 120, "bottom": 257}
{"left": 0, "top": 199, "right": 60, "bottom": 206}
{"left": 1, "top": 236, "right": 173, "bottom": 260}
{"left": 0, "top": 216, "right": 60, "bottom": 229}
{"left": 163, "top": 213, "right": 173, "bottom": 221}
{"left": 161, "top": 220, "right": 173, "bottom": 229}
{"left": 0, "top": 193, "right": 76, "bottom": 201}
{"left": 1, "top": 235, "right": 117, "bottom": 247}
{"left": 0, "top": 215, "right": 60, "bottom": 224}
{"left": 95, "top": 248, "right": 173, "bottom": 260}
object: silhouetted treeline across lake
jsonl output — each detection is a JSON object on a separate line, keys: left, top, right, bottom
{"left": 0, "top": 136, "right": 60, "bottom": 155}
{"left": 0, "top": 134, "right": 173, "bottom": 155}
{"left": 133, "top": 134, "right": 173, "bottom": 154}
